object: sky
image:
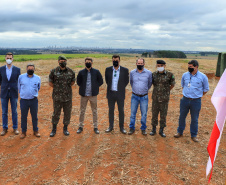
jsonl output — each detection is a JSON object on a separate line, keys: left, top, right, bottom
{"left": 1, "top": 0, "right": 226, "bottom": 51}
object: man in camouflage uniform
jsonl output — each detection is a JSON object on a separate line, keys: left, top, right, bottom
{"left": 150, "top": 60, "right": 175, "bottom": 137}
{"left": 49, "top": 55, "right": 75, "bottom": 137}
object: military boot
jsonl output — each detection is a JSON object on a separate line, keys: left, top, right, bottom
{"left": 149, "top": 126, "right": 156, "bottom": 136}
{"left": 159, "top": 127, "right": 166, "bottom": 137}
{"left": 63, "top": 125, "right": 70, "bottom": 136}
{"left": 50, "top": 124, "right": 57, "bottom": 137}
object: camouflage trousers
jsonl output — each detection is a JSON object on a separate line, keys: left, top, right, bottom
{"left": 151, "top": 100, "right": 169, "bottom": 128}
{"left": 52, "top": 99, "right": 72, "bottom": 126}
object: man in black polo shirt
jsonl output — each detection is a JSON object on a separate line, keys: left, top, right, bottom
{"left": 76, "top": 57, "right": 103, "bottom": 134}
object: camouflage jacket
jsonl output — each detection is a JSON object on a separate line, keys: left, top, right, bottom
{"left": 152, "top": 70, "right": 175, "bottom": 102}
{"left": 49, "top": 66, "right": 75, "bottom": 102}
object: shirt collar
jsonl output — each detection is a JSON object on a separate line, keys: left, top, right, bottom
{"left": 6, "top": 65, "right": 13, "bottom": 70}
{"left": 157, "top": 70, "right": 166, "bottom": 74}
{"left": 26, "top": 73, "right": 34, "bottom": 78}
{"left": 113, "top": 66, "right": 120, "bottom": 71}
{"left": 136, "top": 68, "right": 146, "bottom": 73}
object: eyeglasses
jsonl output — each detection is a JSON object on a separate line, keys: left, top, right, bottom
{"left": 114, "top": 71, "right": 117, "bottom": 77}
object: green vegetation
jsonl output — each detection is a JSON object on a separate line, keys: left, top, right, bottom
{"left": 169, "top": 58, "right": 189, "bottom": 63}
{"left": 75, "top": 65, "right": 84, "bottom": 68}
{"left": 0, "top": 54, "right": 112, "bottom": 62}
{"left": 153, "top": 50, "right": 187, "bottom": 58}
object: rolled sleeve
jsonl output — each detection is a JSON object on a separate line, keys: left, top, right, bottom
{"left": 49, "top": 70, "right": 54, "bottom": 83}
{"left": 203, "top": 75, "right": 209, "bottom": 92}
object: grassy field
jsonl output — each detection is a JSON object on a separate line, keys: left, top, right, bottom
{"left": 0, "top": 53, "right": 113, "bottom": 62}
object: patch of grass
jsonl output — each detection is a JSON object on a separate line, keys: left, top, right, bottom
{"left": 169, "top": 58, "right": 189, "bottom": 63}
{"left": 0, "top": 54, "right": 112, "bottom": 62}
{"left": 75, "top": 65, "right": 84, "bottom": 68}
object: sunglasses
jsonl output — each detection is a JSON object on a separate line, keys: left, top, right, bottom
{"left": 114, "top": 71, "right": 117, "bottom": 77}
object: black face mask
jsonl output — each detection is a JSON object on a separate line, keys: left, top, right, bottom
{"left": 59, "top": 61, "right": 66, "bottom": 68}
{"left": 137, "top": 65, "right": 144, "bottom": 70}
{"left": 27, "top": 70, "right": 34, "bottom": 75}
{"left": 188, "top": 67, "right": 194, "bottom": 73}
{"left": 85, "top": 63, "right": 92, "bottom": 69}
{"left": 113, "top": 60, "right": 119, "bottom": 67}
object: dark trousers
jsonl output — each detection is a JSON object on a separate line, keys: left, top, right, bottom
{"left": 20, "top": 98, "right": 38, "bottom": 132}
{"left": 108, "top": 91, "right": 125, "bottom": 129}
{"left": 1, "top": 90, "right": 18, "bottom": 129}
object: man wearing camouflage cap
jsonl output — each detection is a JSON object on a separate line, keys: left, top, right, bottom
{"left": 150, "top": 60, "right": 175, "bottom": 137}
{"left": 49, "top": 55, "right": 75, "bottom": 137}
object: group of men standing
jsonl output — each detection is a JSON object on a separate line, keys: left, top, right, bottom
{"left": 0, "top": 53, "right": 209, "bottom": 142}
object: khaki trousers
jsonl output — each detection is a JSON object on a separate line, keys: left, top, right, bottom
{"left": 79, "top": 96, "right": 98, "bottom": 128}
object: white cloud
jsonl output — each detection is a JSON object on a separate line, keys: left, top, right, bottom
{"left": 0, "top": 0, "right": 226, "bottom": 51}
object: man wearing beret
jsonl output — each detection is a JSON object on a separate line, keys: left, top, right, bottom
{"left": 49, "top": 55, "right": 75, "bottom": 137}
{"left": 174, "top": 60, "right": 209, "bottom": 142}
{"left": 150, "top": 60, "right": 175, "bottom": 137}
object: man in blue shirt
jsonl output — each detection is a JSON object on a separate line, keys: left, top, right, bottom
{"left": 174, "top": 60, "right": 209, "bottom": 142}
{"left": 18, "top": 64, "right": 41, "bottom": 139}
{"left": 128, "top": 58, "right": 152, "bottom": 135}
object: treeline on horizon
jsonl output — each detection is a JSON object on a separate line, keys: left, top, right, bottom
{"left": 153, "top": 50, "right": 187, "bottom": 58}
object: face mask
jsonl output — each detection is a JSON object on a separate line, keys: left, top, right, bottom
{"left": 85, "top": 63, "right": 92, "bottom": 68}
{"left": 137, "top": 65, "right": 144, "bottom": 70}
{"left": 6, "top": 59, "right": 12, "bottom": 65}
{"left": 157, "top": 67, "right": 164, "bottom": 72}
{"left": 188, "top": 67, "right": 194, "bottom": 73}
{"left": 113, "top": 60, "right": 119, "bottom": 67}
{"left": 27, "top": 70, "right": 34, "bottom": 75}
{"left": 59, "top": 61, "right": 66, "bottom": 68}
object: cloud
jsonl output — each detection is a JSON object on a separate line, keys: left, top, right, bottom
{"left": 0, "top": 0, "right": 226, "bottom": 51}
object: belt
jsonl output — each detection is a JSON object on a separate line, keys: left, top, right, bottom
{"left": 183, "top": 96, "right": 201, "bottom": 100}
{"left": 132, "top": 92, "right": 148, "bottom": 97}
{"left": 21, "top": 97, "right": 37, "bottom": 100}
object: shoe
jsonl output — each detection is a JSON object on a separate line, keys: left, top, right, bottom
{"left": 13, "top": 129, "right": 19, "bottom": 135}
{"left": 174, "top": 133, "right": 183, "bottom": 138}
{"left": 50, "top": 124, "right": 57, "bottom": 137}
{"left": 128, "top": 129, "right": 135, "bottom": 135}
{"left": 63, "top": 125, "right": 69, "bottom": 136}
{"left": 77, "top": 127, "right": 83, "bottom": 134}
{"left": 150, "top": 126, "right": 156, "bottom": 136}
{"left": 120, "top": 128, "right": 127, "bottom": 134}
{"left": 159, "top": 128, "right": 166, "bottom": 137}
{"left": 1, "top": 129, "right": 8, "bottom": 136}
{"left": 142, "top": 130, "right": 147, "bottom": 135}
{"left": 34, "top": 131, "right": 41, "bottom": 137}
{"left": 94, "top": 128, "right": 99, "bottom": 134}
{"left": 191, "top": 137, "right": 199, "bottom": 142}
{"left": 105, "top": 127, "right": 114, "bottom": 133}
{"left": 20, "top": 132, "right": 26, "bottom": 139}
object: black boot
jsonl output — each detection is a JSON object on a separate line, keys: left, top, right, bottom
{"left": 159, "top": 127, "right": 166, "bottom": 137}
{"left": 50, "top": 124, "right": 57, "bottom": 137}
{"left": 63, "top": 125, "right": 70, "bottom": 136}
{"left": 150, "top": 126, "right": 156, "bottom": 136}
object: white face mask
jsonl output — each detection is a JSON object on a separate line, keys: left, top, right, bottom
{"left": 6, "top": 59, "right": 12, "bottom": 65}
{"left": 157, "top": 67, "right": 164, "bottom": 72}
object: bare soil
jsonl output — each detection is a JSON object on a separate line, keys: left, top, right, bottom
{"left": 0, "top": 57, "right": 225, "bottom": 185}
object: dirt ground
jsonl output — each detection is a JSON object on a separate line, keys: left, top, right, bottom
{"left": 0, "top": 57, "right": 225, "bottom": 185}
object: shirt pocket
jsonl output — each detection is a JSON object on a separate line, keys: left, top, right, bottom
{"left": 183, "top": 77, "right": 190, "bottom": 86}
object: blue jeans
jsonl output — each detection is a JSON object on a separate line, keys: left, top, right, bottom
{"left": 129, "top": 94, "right": 148, "bottom": 130}
{"left": 177, "top": 96, "right": 201, "bottom": 137}
{"left": 20, "top": 98, "right": 38, "bottom": 132}
{"left": 1, "top": 91, "right": 18, "bottom": 130}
